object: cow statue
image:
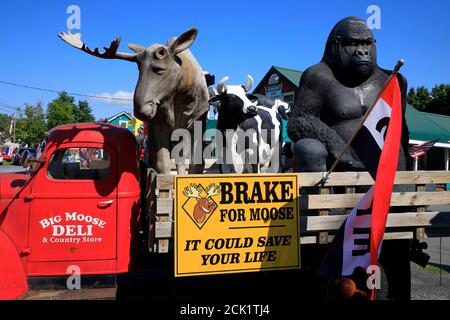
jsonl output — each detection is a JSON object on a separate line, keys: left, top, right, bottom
{"left": 251, "top": 94, "right": 293, "bottom": 171}
{"left": 253, "top": 94, "right": 291, "bottom": 121}
{"left": 210, "top": 75, "right": 283, "bottom": 174}
{"left": 58, "top": 28, "right": 209, "bottom": 174}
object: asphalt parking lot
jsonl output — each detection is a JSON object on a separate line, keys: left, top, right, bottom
{"left": 411, "top": 237, "right": 450, "bottom": 300}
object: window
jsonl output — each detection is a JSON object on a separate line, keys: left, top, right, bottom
{"left": 282, "top": 92, "right": 295, "bottom": 107}
{"left": 268, "top": 74, "right": 280, "bottom": 85}
{"left": 47, "top": 148, "right": 110, "bottom": 180}
{"left": 119, "top": 120, "right": 129, "bottom": 128}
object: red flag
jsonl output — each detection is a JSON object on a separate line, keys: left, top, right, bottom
{"left": 319, "top": 74, "right": 403, "bottom": 300}
{"left": 370, "top": 75, "right": 403, "bottom": 272}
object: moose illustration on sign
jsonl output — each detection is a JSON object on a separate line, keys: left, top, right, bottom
{"left": 182, "top": 183, "right": 221, "bottom": 224}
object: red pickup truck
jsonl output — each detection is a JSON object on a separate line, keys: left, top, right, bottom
{"left": 0, "top": 123, "right": 141, "bottom": 299}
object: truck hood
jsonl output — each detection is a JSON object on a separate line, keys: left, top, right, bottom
{"left": 0, "top": 172, "right": 31, "bottom": 200}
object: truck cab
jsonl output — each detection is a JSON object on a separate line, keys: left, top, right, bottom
{"left": 0, "top": 123, "right": 141, "bottom": 299}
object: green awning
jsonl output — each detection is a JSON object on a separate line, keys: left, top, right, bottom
{"left": 405, "top": 104, "right": 450, "bottom": 143}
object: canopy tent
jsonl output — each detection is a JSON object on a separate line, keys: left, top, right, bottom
{"left": 406, "top": 105, "right": 450, "bottom": 146}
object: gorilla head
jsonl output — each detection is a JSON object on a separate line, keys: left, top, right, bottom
{"left": 322, "top": 17, "right": 378, "bottom": 86}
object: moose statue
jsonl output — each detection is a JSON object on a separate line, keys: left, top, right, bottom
{"left": 58, "top": 28, "right": 209, "bottom": 174}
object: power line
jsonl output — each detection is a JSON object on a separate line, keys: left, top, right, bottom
{"left": 0, "top": 80, "right": 133, "bottom": 102}
{"left": 0, "top": 107, "right": 17, "bottom": 114}
{"left": 0, "top": 102, "right": 21, "bottom": 111}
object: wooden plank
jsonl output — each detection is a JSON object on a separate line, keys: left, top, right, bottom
{"left": 300, "top": 211, "right": 450, "bottom": 232}
{"left": 158, "top": 239, "right": 169, "bottom": 253}
{"left": 301, "top": 232, "right": 415, "bottom": 244}
{"left": 318, "top": 187, "right": 330, "bottom": 245}
{"left": 415, "top": 185, "right": 426, "bottom": 239}
{"left": 146, "top": 169, "right": 157, "bottom": 253}
{"left": 345, "top": 186, "right": 355, "bottom": 214}
{"left": 157, "top": 174, "right": 174, "bottom": 190}
{"left": 382, "top": 232, "right": 414, "bottom": 240}
{"left": 304, "top": 191, "right": 450, "bottom": 209}
{"left": 157, "top": 171, "right": 450, "bottom": 190}
{"left": 156, "top": 198, "right": 173, "bottom": 215}
{"left": 301, "top": 235, "right": 334, "bottom": 244}
{"left": 298, "top": 171, "right": 450, "bottom": 187}
{"left": 155, "top": 221, "right": 172, "bottom": 238}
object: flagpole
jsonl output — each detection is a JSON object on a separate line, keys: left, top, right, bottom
{"left": 320, "top": 59, "right": 405, "bottom": 185}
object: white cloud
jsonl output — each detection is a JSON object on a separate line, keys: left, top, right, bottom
{"left": 90, "top": 90, "right": 134, "bottom": 106}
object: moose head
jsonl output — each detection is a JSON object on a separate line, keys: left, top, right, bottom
{"left": 59, "top": 28, "right": 209, "bottom": 174}
{"left": 183, "top": 183, "right": 220, "bottom": 223}
{"left": 58, "top": 28, "right": 205, "bottom": 126}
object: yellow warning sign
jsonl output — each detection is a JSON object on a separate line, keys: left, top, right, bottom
{"left": 174, "top": 174, "right": 300, "bottom": 277}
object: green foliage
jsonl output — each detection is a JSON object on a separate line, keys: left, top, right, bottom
{"left": 74, "top": 100, "right": 95, "bottom": 123}
{"left": 408, "top": 84, "right": 450, "bottom": 116}
{"left": 0, "top": 113, "right": 12, "bottom": 143}
{"left": 15, "top": 103, "right": 47, "bottom": 147}
{"left": 1, "top": 92, "right": 96, "bottom": 147}
{"left": 407, "top": 86, "right": 431, "bottom": 111}
{"left": 46, "top": 92, "right": 75, "bottom": 129}
{"left": 46, "top": 92, "right": 95, "bottom": 129}
{"left": 429, "top": 84, "right": 450, "bottom": 115}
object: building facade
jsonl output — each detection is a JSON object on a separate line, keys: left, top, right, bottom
{"left": 107, "top": 111, "right": 144, "bottom": 136}
{"left": 253, "top": 66, "right": 302, "bottom": 108}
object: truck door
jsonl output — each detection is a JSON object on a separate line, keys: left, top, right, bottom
{"left": 28, "top": 144, "right": 118, "bottom": 262}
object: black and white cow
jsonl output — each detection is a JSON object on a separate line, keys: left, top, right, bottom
{"left": 210, "top": 75, "right": 283, "bottom": 174}
{"left": 253, "top": 93, "right": 291, "bottom": 121}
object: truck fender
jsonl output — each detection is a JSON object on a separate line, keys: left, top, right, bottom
{"left": 0, "top": 228, "right": 28, "bottom": 299}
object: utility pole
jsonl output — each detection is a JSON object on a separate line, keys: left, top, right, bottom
{"left": 13, "top": 112, "right": 16, "bottom": 143}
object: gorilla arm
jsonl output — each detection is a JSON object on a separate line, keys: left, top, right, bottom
{"left": 397, "top": 72, "right": 412, "bottom": 171}
{"left": 287, "top": 65, "right": 360, "bottom": 167}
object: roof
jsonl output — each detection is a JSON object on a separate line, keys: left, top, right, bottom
{"left": 253, "top": 66, "right": 303, "bottom": 93}
{"left": 405, "top": 105, "right": 450, "bottom": 144}
{"left": 422, "top": 112, "right": 450, "bottom": 133}
{"left": 47, "top": 122, "right": 137, "bottom": 151}
{"left": 107, "top": 111, "right": 133, "bottom": 123}
{"left": 272, "top": 66, "right": 303, "bottom": 87}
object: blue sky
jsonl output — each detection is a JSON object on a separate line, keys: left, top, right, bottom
{"left": 0, "top": 0, "right": 449, "bottom": 120}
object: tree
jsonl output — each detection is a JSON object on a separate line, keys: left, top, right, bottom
{"left": 15, "top": 103, "right": 47, "bottom": 147}
{"left": 0, "top": 113, "right": 11, "bottom": 134}
{"left": 428, "top": 84, "right": 450, "bottom": 115}
{"left": 0, "top": 113, "right": 12, "bottom": 143}
{"left": 407, "top": 86, "right": 431, "bottom": 111}
{"left": 73, "top": 100, "right": 95, "bottom": 123}
{"left": 408, "top": 84, "right": 450, "bottom": 116}
{"left": 46, "top": 92, "right": 75, "bottom": 129}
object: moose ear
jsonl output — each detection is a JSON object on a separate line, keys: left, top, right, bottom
{"left": 128, "top": 43, "right": 145, "bottom": 53}
{"left": 170, "top": 28, "right": 198, "bottom": 55}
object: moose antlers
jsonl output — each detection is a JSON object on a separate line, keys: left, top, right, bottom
{"left": 183, "top": 183, "right": 221, "bottom": 199}
{"left": 183, "top": 184, "right": 202, "bottom": 199}
{"left": 58, "top": 31, "right": 138, "bottom": 62}
{"left": 205, "top": 184, "right": 221, "bottom": 198}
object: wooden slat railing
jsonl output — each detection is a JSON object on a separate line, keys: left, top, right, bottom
{"left": 150, "top": 171, "right": 450, "bottom": 251}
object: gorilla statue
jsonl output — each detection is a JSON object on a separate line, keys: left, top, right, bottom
{"left": 287, "top": 17, "right": 413, "bottom": 300}
{"left": 287, "top": 16, "right": 411, "bottom": 173}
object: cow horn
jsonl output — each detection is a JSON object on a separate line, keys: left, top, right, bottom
{"left": 217, "top": 76, "right": 229, "bottom": 94}
{"left": 208, "top": 86, "right": 216, "bottom": 98}
{"left": 244, "top": 75, "right": 253, "bottom": 92}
